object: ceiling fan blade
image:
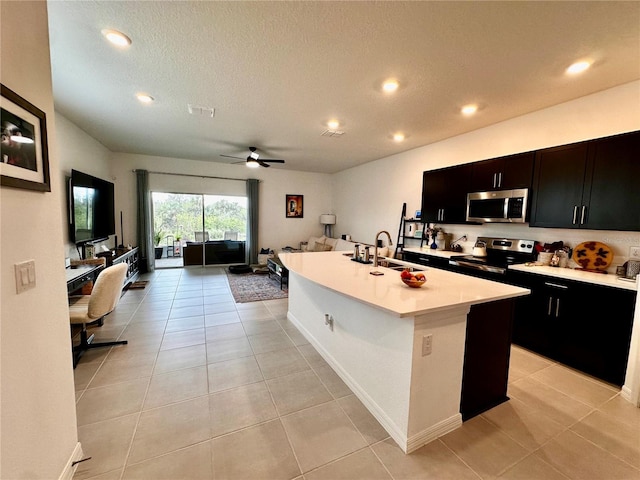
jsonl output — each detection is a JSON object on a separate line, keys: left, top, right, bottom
{"left": 258, "top": 161, "right": 271, "bottom": 168}
{"left": 220, "top": 154, "right": 244, "bottom": 160}
{"left": 261, "top": 159, "right": 285, "bottom": 163}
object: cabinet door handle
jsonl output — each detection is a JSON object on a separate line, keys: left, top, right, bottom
{"left": 580, "top": 205, "right": 587, "bottom": 225}
{"left": 548, "top": 297, "right": 553, "bottom": 316}
{"left": 492, "top": 173, "right": 497, "bottom": 189}
{"left": 498, "top": 172, "right": 502, "bottom": 188}
{"left": 544, "top": 282, "right": 569, "bottom": 289}
{"left": 572, "top": 206, "right": 578, "bottom": 225}
{"left": 555, "top": 298, "right": 560, "bottom": 318}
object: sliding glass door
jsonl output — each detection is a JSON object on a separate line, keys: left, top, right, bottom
{"left": 151, "top": 192, "right": 247, "bottom": 268}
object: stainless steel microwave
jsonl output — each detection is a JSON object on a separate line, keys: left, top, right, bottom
{"left": 466, "top": 188, "right": 528, "bottom": 223}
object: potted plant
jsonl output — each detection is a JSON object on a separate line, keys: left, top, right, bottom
{"left": 154, "top": 230, "right": 164, "bottom": 259}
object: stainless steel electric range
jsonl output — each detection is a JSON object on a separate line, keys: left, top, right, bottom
{"left": 448, "top": 237, "right": 537, "bottom": 278}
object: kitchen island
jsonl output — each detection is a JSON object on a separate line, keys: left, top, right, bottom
{"left": 278, "top": 251, "right": 529, "bottom": 453}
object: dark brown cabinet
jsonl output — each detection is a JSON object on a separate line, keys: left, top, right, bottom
{"left": 421, "top": 163, "right": 472, "bottom": 224}
{"left": 461, "top": 298, "right": 515, "bottom": 420}
{"left": 509, "top": 270, "right": 636, "bottom": 385}
{"left": 530, "top": 131, "right": 640, "bottom": 231}
{"left": 583, "top": 131, "right": 640, "bottom": 231}
{"left": 469, "top": 152, "right": 535, "bottom": 192}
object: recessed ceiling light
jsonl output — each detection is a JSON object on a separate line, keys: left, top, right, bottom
{"left": 382, "top": 80, "right": 399, "bottom": 93}
{"left": 327, "top": 120, "right": 340, "bottom": 129}
{"left": 136, "top": 93, "right": 154, "bottom": 104}
{"left": 393, "top": 132, "right": 405, "bottom": 142}
{"left": 101, "top": 29, "right": 132, "bottom": 48}
{"left": 461, "top": 104, "right": 478, "bottom": 116}
{"left": 566, "top": 60, "right": 591, "bottom": 75}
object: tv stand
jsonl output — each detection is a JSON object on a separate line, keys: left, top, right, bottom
{"left": 98, "top": 247, "right": 139, "bottom": 287}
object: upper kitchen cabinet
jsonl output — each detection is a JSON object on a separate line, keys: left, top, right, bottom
{"left": 530, "top": 130, "right": 640, "bottom": 231}
{"left": 421, "top": 163, "right": 472, "bottom": 224}
{"left": 529, "top": 143, "right": 588, "bottom": 228}
{"left": 469, "top": 152, "right": 535, "bottom": 192}
{"left": 583, "top": 131, "right": 640, "bottom": 231}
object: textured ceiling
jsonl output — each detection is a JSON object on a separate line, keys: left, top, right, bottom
{"left": 47, "top": 1, "right": 640, "bottom": 174}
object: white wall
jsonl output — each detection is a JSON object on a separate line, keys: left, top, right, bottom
{"left": 55, "top": 112, "right": 115, "bottom": 259}
{"left": 1, "top": 2, "right": 79, "bottom": 478}
{"left": 109, "top": 153, "right": 333, "bottom": 254}
{"left": 332, "top": 81, "right": 640, "bottom": 264}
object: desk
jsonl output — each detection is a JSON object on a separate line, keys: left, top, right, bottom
{"left": 66, "top": 264, "right": 103, "bottom": 295}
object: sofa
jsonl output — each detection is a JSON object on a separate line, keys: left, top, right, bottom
{"left": 301, "top": 235, "right": 390, "bottom": 257}
{"left": 182, "top": 240, "right": 246, "bottom": 266}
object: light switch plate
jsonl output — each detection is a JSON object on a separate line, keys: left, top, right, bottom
{"left": 15, "top": 260, "right": 36, "bottom": 294}
{"left": 630, "top": 246, "right": 640, "bottom": 260}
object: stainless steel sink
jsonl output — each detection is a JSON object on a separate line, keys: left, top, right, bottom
{"left": 377, "top": 259, "right": 423, "bottom": 271}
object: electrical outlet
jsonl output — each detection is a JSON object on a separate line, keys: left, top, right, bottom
{"left": 629, "top": 246, "right": 640, "bottom": 260}
{"left": 422, "top": 334, "right": 433, "bottom": 356}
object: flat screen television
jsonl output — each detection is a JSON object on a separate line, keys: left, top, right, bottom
{"left": 68, "top": 169, "right": 115, "bottom": 244}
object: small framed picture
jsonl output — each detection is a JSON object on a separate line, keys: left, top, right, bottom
{"left": 286, "top": 194, "right": 303, "bottom": 218}
{"left": 415, "top": 210, "right": 421, "bottom": 220}
{"left": 1, "top": 84, "right": 51, "bottom": 191}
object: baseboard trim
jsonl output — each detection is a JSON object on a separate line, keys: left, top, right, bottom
{"left": 406, "top": 414, "right": 462, "bottom": 453}
{"left": 58, "top": 442, "right": 83, "bottom": 480}
{"left": 288, "top": 311, "right": 410, "bottom": 451}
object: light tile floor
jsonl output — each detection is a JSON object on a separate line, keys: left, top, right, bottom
{"left": 73, "top": 267, "right": 640, "bottom": 479}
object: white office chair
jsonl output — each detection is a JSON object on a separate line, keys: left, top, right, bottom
{"left": 194, "top": 231, "right": 209, "bottom": 242}
{"left": 69, "top": 262, "right": 128, "bottom": 367}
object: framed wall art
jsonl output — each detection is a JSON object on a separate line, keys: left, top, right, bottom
{"left": 285, "top": 194, "right": 303, "bottom": 218}
{"left": 1, "top": 83, "right": 51, "bottom": 191}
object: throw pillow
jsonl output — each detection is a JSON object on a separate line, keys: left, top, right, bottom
{"left": 324, "top": 237, "right": 338, "bottom": 249}
{"left": 314, "top": 243, "right": 333, "bottom": 252}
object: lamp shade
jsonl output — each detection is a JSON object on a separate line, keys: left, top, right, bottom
{"left": 319, "top": 214, "right": 336, "bottom": 225}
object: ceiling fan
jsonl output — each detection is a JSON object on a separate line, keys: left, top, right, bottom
{"left": 221, "top": 147, "right": 285, "bottom": 168}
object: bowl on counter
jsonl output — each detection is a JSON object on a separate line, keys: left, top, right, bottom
{"left": 401, "top": 272, "right": 426, "bottom": 288}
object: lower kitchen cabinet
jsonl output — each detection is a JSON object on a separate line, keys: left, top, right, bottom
{"left": 461, "top": 298, "right": 515, "bottom": 420}
{"left": 402, "top": 251, "right": 451, "bottom": 270}
{"left": 509, "top": 271, "right": 636, "bottom": 385}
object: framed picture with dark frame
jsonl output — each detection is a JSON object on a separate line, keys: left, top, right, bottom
{"left": 1, "top": 83, "right": 51, "bottom": 192}
{"left": 285, "top": 194, "right": 303, "bottom": 218}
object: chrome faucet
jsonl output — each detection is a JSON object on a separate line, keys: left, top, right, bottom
{"left": 373, "top": 230, "right": 393, "bottom": 268}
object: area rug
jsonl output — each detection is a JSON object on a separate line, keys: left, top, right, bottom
{"left": 226, "top": 270, "right": 288, "bottom": 303}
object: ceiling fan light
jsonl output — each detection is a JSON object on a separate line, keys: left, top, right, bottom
{"left": 246, "top": 159, "right": 260, "bottom": 168}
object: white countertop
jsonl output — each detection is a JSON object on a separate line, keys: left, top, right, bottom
{"left": 404, "top": 247, "right": 638, "bottom": 292}
{"left": 509, "top": 263, "right": 638, "bottom": 291}
{"left": 279, "top": 251, "right": 529, "bottom": 318}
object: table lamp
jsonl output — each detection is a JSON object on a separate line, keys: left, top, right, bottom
{"left": 320, "top": 214, "right": 336, "bottom": 238}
